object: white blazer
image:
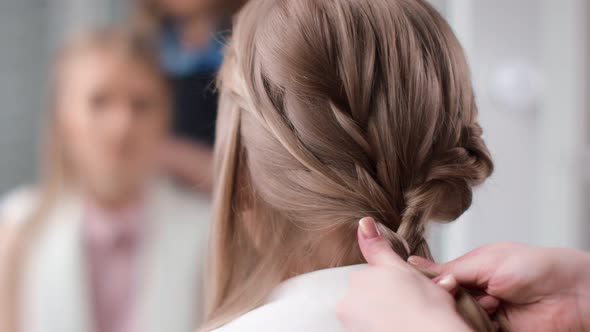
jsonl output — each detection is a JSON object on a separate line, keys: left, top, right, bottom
{"left": 211, "top": 265, "right": 367, "bottom": 332}
{"left": 0, "top": 179, "right": 210, "bottom": 332}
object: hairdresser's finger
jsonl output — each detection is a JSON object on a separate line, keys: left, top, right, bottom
{"left": 408, "top": 247, "right": 500, "bottom": 288}
{"left": 476, "top": 295, "right": 500, "bottom": 314}
{"left": 357, "top": 217, "right": 405, "bottom": 267}
{"left": 407, "top": 255, "right": 436, "bottom": 269}
{"left": 434, "top": 274, "right": 459, "bottom": 295}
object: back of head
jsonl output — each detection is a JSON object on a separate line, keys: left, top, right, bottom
{"left": 208, "top": 0, "right": 494, "bottom": 330}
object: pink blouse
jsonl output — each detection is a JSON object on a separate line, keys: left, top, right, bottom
{"left": 83, "top": 200, "right": 144, "bottom": 332}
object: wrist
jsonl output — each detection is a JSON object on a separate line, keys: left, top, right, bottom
{"left": 552, "top": 248, "right": 590, "bottom": 331}
{"left": 575, "top": 251, "right": 590, "bottom": 330}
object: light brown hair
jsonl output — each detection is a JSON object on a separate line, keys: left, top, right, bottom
{"left": 0, "top": 29, "right": 168, "bottom": 332}
{"left": 206, "top": 0, "right": 497, "bottom": 330}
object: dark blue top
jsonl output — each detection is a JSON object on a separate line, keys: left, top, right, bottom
{"left": 159, "top": 23, "right": 227, "bottom": 146}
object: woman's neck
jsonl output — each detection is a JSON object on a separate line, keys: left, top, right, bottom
{"left": 87, "top": 192, "right": 141, "bottom": 214}
{"left": 79, "top": 181, "right": 144, "bottom": 213}
{"left": 282, "top": 230, "right": 364, "bottom": 279}
{"left": 177, "top": 14, "right": 219, "bottom": 49}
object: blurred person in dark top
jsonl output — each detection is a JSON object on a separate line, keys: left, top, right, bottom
{"left": 0, "top": 29, "right": 209, "bottom": 332}
{"left": 134, "top": 0, "right": 245, "bottom": 191}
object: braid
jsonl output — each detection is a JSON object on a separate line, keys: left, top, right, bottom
{"left": 391, "top": 122, "right": 494, "bottom": 255}
{"left": 386, "top": 123, "right": 498, "bottom": 331}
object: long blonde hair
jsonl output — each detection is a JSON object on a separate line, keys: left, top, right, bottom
{"left": 0, "top": 29, "right": 168, "bottom": 332}
{"left": 206, "top": 0, "right": 498, "bottom": 330}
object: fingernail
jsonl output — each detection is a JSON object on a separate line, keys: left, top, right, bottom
{"left": 437, "top": 274, "right": 457, "bottom": 290}
{"left": 359, "top": 217, "right": 380, "bottom": 239}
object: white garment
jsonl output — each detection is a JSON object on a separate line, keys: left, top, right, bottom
{"left": 0, "top": 179, "right": 210, "bottom": 332}
{"left": 212, "top": 264, "right": 367, "bottom": 332}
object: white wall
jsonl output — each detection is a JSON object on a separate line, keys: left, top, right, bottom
{"left": 434, "top": 0, "right": 590, "bottom": 260}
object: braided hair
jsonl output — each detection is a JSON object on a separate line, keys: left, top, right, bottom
{"left": 205, "top": 0, "right": 496, "bottom": 330}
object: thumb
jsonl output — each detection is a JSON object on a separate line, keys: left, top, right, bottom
{"left": 358, "top": 217, "right": 405, "bottom": 267}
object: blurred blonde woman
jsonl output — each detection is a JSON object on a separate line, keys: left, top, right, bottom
{"left": 205, "top": 0, "right": 498, "bottom": 331}
{"left": 0, "top": 29, "right": 209, "bottom": 332}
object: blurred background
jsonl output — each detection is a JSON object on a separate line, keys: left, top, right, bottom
{"left": 0, "top": 0, "right": 588, "bottom": 261}
{"left": 0, "top": 1, "right": 588, "bottom": 331}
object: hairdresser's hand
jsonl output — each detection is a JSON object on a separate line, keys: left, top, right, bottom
{"left": 409, "top": 242, "right": 590, "bottom": 332}
{"left": 337, "top": 217, "right": 470, "bottom": 332}
{"left": 0, "top": 223, "right": 19, "bottom": 332}
{"left": 158, "top": 138, "right": 213, "bottom": 192}
{"left": 0, "top": 223, "right": 18, "bottom": 264}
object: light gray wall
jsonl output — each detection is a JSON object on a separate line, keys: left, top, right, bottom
{"left": 435, "top": 0, "right": 590, "bottom": 260}
{"left": 454, "top": 0, "right": 542, "bottom": 249}
{"left": 0, "top": 0, "right": 49, "bottom": 195}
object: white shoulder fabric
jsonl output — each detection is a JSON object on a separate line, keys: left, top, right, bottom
{"left": 19, "top": 178, "right": 211, "bottom": 332}
{"left": 0, "top": 186, "right": 39, "bottom": 225}
{"left": 211, "top": 265, "right": 366, "bottom": 332}
{"left": 137, "top": 179, "right": 211, "bottom": 332}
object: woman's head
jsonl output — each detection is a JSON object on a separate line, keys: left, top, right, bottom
{"left": 208, "top": 0, "right": 493, "bottom": 328}
{"left": 50, "top": 30, "right": 170, "bottom": 203}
